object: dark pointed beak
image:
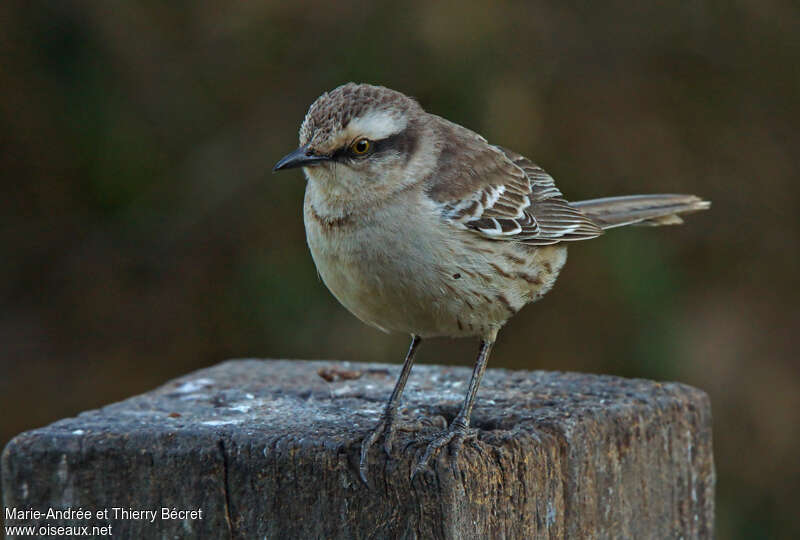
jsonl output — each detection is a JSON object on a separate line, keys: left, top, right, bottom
{"left": 272, "top": 145, "right": 330, "bottom": 172}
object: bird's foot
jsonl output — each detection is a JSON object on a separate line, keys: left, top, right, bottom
{"left": 410, "top": 418, "right": 477, "bottom": 481}
{"left": 359, "top": 414, "right": 393, "bottom": 485}
{"left": 359, "top": 412, "right": 442, "bottom": 485}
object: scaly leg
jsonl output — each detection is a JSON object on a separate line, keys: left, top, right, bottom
{"left": 411, "top": 339, "right": 494, "bottom": 480}
{"left": 359, "top": 334, "right": 422, "bottom": 484}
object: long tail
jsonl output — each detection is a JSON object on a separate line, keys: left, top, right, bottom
{"left": 571, "top": 194, "right": 710, "bottom": 230}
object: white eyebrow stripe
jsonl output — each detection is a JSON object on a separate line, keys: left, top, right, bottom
{"left": 347, "top": 110, "right": 408, "bottom": 140}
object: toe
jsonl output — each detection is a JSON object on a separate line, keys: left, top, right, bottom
{"left": 410, "top": 423, "right": 480, "bottom": 480}
{"left": 411, "top": 432, "right": 452, "bottom": 479}
{"left": 451, "top": 437, "right": 465, "bottom": 460}
{"left": 383, "top": 425, "right": 396, "bottom": 455}
{"left": 359, "top": 421, "right": 387, "bottom": 485}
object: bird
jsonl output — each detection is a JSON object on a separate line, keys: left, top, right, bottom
{"left": 273, "top": 82, "right": 710, "bottom": 484}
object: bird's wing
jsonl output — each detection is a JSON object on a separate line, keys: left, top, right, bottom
{"left": 425, "top": 120, "right": 603, "bottom": 245}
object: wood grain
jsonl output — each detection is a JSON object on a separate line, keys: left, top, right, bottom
{"left": 1, "top": 359, "right": 714, "bottom": 539}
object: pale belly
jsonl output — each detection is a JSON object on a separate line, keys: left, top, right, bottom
{"left": 303, "top": 197, "right": 567, "bottom": 340}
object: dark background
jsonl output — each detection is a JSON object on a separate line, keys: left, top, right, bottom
{"left": 2, "top": 2, "right": 798, "bottom": 537}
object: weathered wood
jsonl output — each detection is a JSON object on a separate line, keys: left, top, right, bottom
{"left": 2, "top": 359, "right": 714, "bottom": 539}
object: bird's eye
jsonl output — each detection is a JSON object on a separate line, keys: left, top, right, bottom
{"left": 350, "top": 138, "right": 371, "bottom": 156}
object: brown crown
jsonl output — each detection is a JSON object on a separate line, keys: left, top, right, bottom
{"left": 299, "top": 83, "right": 421, "bottom": 146}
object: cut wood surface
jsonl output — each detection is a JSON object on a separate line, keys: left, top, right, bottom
{"left": 2, "top": 359, "right": 714, "bottom": 539}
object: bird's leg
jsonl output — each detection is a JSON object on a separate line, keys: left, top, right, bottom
{"left": 359, "top": 334, "right": 421, "bottom": 484}
{"left": 411, "top": 339, "right": 494, "bottom": 480}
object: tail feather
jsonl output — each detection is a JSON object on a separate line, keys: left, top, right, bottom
{"left": 571, "top": 194, "right": 710, "bottom": 230}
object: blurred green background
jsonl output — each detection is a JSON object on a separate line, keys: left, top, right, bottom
{"left": 1, "top": 1, "right": 798, "bottom": 537}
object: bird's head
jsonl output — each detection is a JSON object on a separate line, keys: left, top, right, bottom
{"left": 274, "top": 83, "right": 434, "bottom": 204}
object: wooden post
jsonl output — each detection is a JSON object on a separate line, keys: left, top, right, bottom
{"left": 2, "top": 359, "right": 714, "bottom": 538}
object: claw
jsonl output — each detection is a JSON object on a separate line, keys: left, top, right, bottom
{"left": 382, "top": 422, "right": 397, "bottom": 454}
{"left": 468, "top": 438, "right": 484, "bottom": 457}
{"left": 358, "top": 412, "right": 411, "bottom": 485}
{"left": 410, "top": 421, "right": 476, "bottom": 481}
{"left": 359, "top": 417, "right": 389, "bottom": 485}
